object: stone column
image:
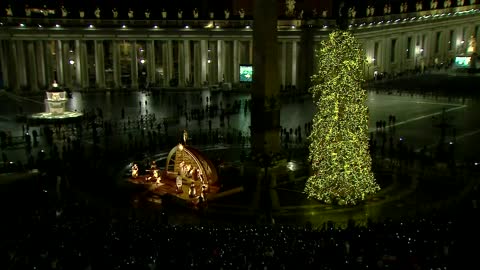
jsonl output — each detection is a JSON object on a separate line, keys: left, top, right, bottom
{"left": 167, "top": 40, "right": 174, "bottom": 86}
{"left": 112, "top": 40, "right": 121, "bottom": 89}
{"left": 385, "top": 38, "right": 392, "bottom": 73}
{"left": 422, "top": 32, "right": 427, "bottom": 66}
{"left": 178, "top": 41, "right": 189, "bottom": 87}
{"left": 16, "top": 40, "right": 28, "bottom": 89}
{"left": 36, "top": 41, "right": 46, "bottom": 89}
{"left": 391, "top": 36, "right": 402, "bottom": 71}
{"left": 55, "top": 40, "right": 64, "bottom": 85}
{"left": 75, "top": 40, "right": 88, "bottom": 89}
{"left": 95, "top": 40, "right": 106, "bottom": 89}
{"left": 27, "top": 41, "right": 39, "bottom": 91}
{"left": 200, "top": 40, "right": 208, "bottom": 85}
{"left": 464, "top": 25, "right": 473, "bottom": 45}
{"left": 75, "top": 39, "right": 83, "bottom": 88}
{"left": 251, "top": 0, "right": 280, "bottom": 154}
{"left": 224, "top": 41, "right": 232, "bottom": 83}
{"left": 440, "top": 30, "right": 447, "bottom": 61}
{"left": 185, "top": 40, "right": 191, "bottom": 86}
{"left": 426, "top": 31, "right": 434, "bottom": 66}
{"left": 146, "top": 40, "right": 156, "bottom": 86}
{"left": 398, "top": 35, "right": 406, "bottom": 73}
{"left": 162, "top": 40, "right": 174, "bottom": 87}
{"left": 395, "top": 37, "right": 400, "bottom": 71}
{"left": 193, "top": 41, "right": 201, "bottom": 87}
{"left": 383, "top": 38, "right": 389, "bottom": 72}
{"left": 281, "top": 41, "right": 286, "bottom": 88}
{"left": 209, "top": 43, "right": 218, "bottom": 84}
{"left": 217, "top": 40, "right": 225, "bottom": 83}
{"left": 233, "top": 40, "right": 240, "bottom": 84}
{"left": 130, "top": 41, "right": 138, "bottom": 89}
{"left": 75, "top": 40, "right": 82, "bottom": 88}
{"left": 44, "top": 41, "right": 53, "bottom": 87}
{"left": 161, "top": 42, "right": 168, "bottom": 87}
{"left": 0, "top": 40, "right": 9, "bottom": 89}
{"left": 177, "top": 41, "right": 184, "bottom": 87}
{"left": 8, "top": 41, "right": 19, "bottom": 91}
{"left": 291, "top": 41, "right": 297, "bottom": 87}
{"left": 81, "top": 41, "right": 89, "bottom": 88}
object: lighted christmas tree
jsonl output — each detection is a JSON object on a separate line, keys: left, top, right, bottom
{"left": 305, "top": 30, "right": 380, "bottom": 205}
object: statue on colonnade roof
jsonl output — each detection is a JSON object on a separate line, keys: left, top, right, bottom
{"left": 286, "top": 0, "right": 296, "bottom": 17}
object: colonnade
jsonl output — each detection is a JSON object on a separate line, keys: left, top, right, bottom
{"left": 0, "top": 15, "right": 478, "bottom": 92}
{"left": 359, "top": 20, "right": 479, "bottom": 78}
{"left": 0, "top": 40, "right": 53, "bottom": 91}
{"left": 0, "top": 37, "right": 301, "bottom": 92}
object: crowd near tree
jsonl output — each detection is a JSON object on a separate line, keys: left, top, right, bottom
{"left": 1, "top": 192, "right": 476, "bottom": 269}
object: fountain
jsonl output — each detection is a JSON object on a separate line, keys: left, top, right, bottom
{"left": 29, "top": 81, "right": 83, "bottom": 123}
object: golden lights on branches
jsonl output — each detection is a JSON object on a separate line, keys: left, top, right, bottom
{"left": 305, "top": 30, "right": 380, "bottom": 205}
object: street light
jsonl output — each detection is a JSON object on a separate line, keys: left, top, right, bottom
{"left": 415, "top": 47, "right": 424, "bottom": 69}
{"left": 366, "top": 58, "right": 375, "bottom": 80}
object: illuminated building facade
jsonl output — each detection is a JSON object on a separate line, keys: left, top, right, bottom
{"left": 0, "top": 0, "right": 479, "bottom": 92}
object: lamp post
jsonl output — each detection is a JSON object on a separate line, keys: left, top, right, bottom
{"left": 68, "top": 60, "right": 75, "bottom": 88}
{"left": 457, "top": 40, "right": 466, "bottom": 55}
{"left": 415, "top": 47, "right": 424, "bottom": 72}
{"left": 367, "top": 58, "right": 375, "bottom": 80}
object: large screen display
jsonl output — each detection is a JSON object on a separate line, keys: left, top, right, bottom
{"left": 454, "top": 56, "right": 471, "bottom": 68}
{"left": 239, "top": 65, "right": 253, "bottom": 82}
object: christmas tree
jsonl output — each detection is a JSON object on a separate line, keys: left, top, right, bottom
{"left": 305, "top": 30, "right": 380, "bottom": 205}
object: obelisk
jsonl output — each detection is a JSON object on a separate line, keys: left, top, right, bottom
{"left": 251, "top": 0, "right": 281, "bottom": 154}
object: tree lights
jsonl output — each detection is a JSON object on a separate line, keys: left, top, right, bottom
{"left": 305, "top": 31, "right": 380, "bottom": 205}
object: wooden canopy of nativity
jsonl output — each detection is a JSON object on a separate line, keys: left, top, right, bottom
{"left": 165, "top": 144, "right": 218, "bottom": 184}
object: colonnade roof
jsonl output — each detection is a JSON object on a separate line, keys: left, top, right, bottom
{"left": 0, "top": 1, "right": 478, "bottom": 20}
{"left": 1, "top": 6, "right": 479, "bottom": 41}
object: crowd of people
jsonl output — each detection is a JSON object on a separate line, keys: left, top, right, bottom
{"left": 1, "top": 90, "right": 318, "bottom": 175}
{"left": 1, "top": 193, "right": 473, "bottom": 270}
